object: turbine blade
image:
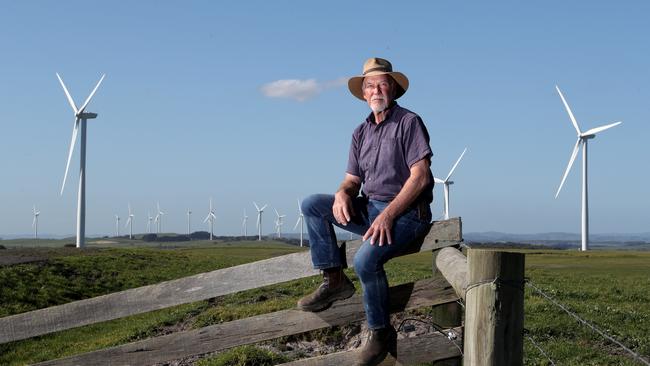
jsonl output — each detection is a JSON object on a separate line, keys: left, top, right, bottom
{"left": 78, "top": 74, "right": 106, "bottom": 114}
{"left": 555, "top": 139, "right": 582, "bottom": 198}
{"left": 32, "top": 216, "right": 36, "bottom": 227}
{"left": 297, "top": 199, "right": 302, "bottom": 213}
{"left": 125, "top": 217, "right": 131, "bottom": 227}
{"left": 582, "top": 121, "right": 622, "bottom": 136}
{"left": 261, "top": 204, "right": 268, "bottom": 211}
{"left": 274, "top": 208, "right": 280, "bottom": 217}
{"left": 253, "top": 201, "right": 260, "bottom": 210}
{"left": 433, "top": 177, "right": 445, "bottom": 184}
{"left": 56, "top": 73, "right": 78, "bottom": 114}
{"left": 555, "top": 85, "right": 582, "bottom": 135}
{"left": 294, "top": 217, "right": 301, "bottom": 230}
{"left": 60, "top": 118, "right": 80, "bottom": 195}
{"left": 445, "top": 147, "right": 467, "bottom": 181}
{"left": 203, "top": 215, "right": 210, "bottom": 223}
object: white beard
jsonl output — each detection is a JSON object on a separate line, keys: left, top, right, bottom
{"left": 370, "top": 99, "right": 388, "bottom": 113}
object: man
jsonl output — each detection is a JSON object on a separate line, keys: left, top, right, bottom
{"left": 297, "top": 57, "right": 434, "bottom": 366}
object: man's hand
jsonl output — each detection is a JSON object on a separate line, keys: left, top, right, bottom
{"left": 333, "top": 191, "right": 354, "bottom": 226}
{"left": 363, "top": 211, "right": 394, "bottom": 246}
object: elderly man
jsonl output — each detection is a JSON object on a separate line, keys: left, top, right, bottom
{"left": 298, "top": 57, "right": 434, "bottom": 366}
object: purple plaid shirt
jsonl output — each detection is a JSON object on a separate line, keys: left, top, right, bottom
{"left": 346, "top": 103, "right": 434, "bottom": 204}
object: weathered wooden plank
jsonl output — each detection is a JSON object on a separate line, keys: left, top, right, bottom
{"left": 35, "top": 278, "right": 459, "bottom": 366}
{"left": 0, "top": 218, "right": 462, "bottom": 344}
{"left": 279, "top": 327, "right": 464, "bottom": 366}
{"left": 436, "top": 247, "right": 468, "bottom": 300}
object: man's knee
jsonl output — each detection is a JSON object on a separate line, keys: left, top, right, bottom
{"left": 353, "top": 245, "right": 380, "bottom": 277}
{"left": 301, "top": 194, "right": 332, "bottom": 217}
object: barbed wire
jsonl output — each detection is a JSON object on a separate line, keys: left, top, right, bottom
{"left": 526, "top": 280, "right": 650, "bottom": 366}
{"left": 397, "top": 317, "right": 464, "bottom": 356}
{"left": 524, "top": 330, "right": 557, "bottom": 366}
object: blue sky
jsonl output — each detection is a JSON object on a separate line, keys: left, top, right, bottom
{"left": 1, "top": 1, "right": 648, "bottom": 237}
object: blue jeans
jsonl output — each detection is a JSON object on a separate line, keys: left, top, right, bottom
{"left": 301, "top": 194, "right": 431, "bottom": 329}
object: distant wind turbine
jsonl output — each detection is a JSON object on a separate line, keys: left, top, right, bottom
{"left": 124, "top": 203, "right": 134, "bottom": 239}
{"left": 32, "top": 205, "right": 40, "bottom": 239}
{"left": 253, "top": 201, "right": 268, "bottom": 241}
{"left": 187, "top": 209, "right": 192, "bottom": 236}
{"left": 114, "top": 215, "right": 120, "bottom": 237}
{"left": 203, "top": 198, "right": 216, "bottom": 240}
{"left": 147, "top": 211, "right": 153, "bottom": 234}
{"left": 242, "top": 209, "right": 249, "bottom": 237}
{"left": 57, "top": 73, "right": 106, "bottom": 248}
{"left": 154, "top": 202, "right": 165, "bottom": 234}
{"left": 274, "top": 208, "right": 286, "bottom": 238}
{"left": 434, "top": 148, "right": 467, "bottom": 220}
{"left": 554, "top": 85, "right": 622, "bottom": 251}
{"left": 294, "top": 199, "right": 304, "bottom": 247}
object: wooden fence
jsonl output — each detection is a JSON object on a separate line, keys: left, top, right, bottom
{"left": 0, "top": 217, "right": 525, "bottom": 365}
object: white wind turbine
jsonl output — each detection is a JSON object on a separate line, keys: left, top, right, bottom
{"left": 187, "top": 209, "right": 192, "bottom": 236}
{"left": 242, "top": 209, "right": 249, "bottom": 237}
{"left": 57, "top": 73, "right": 106, "bottom": 248}
{"left": 124, "top": 203, "right": 134, "bottom": 239}
{"left": 154, "top": 202, "right": 165, "bottom": 234}
{"left": 32, "top": 206, "right": 40, "bottom": 239}
{"left": 434, "top": 148, "right": 467, "bottom": 220}
{"left": 554, "top": 85, "right": 622, "bottom": 252}
{"left": 294, "top": 199, "right": 304, "bottom": 247}
{"left": 274, "top": 208, "right": 286, "bottom": 238}
{"left": 114, "top": 215, "right": 120, "bottom": 237}
{"left": 147, "top": 211, "right": 153, "bottom": 234}
{"left": 203, "top": 198, "right": 216, "bottom": 240}
{"left": 253, "top": 201, "right": 268, "bottom": 241}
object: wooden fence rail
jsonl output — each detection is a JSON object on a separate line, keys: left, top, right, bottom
{"left": 0, "top": 218, "right": 461, "bottom": 345}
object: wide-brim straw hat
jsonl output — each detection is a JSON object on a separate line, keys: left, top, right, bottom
{"left": 348, "top": 57, "right": 409, "bottom": 101}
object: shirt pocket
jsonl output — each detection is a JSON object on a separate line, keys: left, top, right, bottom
{"left": 379, "top": 137, "right": 400, "bottom": 164}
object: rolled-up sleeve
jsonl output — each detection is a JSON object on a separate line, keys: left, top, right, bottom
{"left": 403, "top": 116, "right": 432, "bottom": 168}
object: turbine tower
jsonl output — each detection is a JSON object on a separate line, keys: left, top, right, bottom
{"left": 242, "top": 209, "right": 249, "bottom": 237}
{"left": 57, "top": 73, "right": 106, "bottom": 248}
{"left": 294, "top": 199, "right": 304, "bottom": 247}
{"left": 154, "top": 202, "right": 165, "bottom": 234}
{"left": 114, "top": 215, "right": 120, "bottom": 237}
{"left": 203, "top": 198, "right": 216, "bottom": 240}
{"left": 187, "top": 209, "right": 192, "bottom": 236}
{"left": 253, "top": 201, "right": 267, "bottom": 241}
{"left": 32, "top": 205, "right": 40, "bottom": 239}
{"left": 274, "top": 208, "right": 286, "bottom": 238}
{"left": 554, "top": 85, "right": 622, "bottom": 251}
{"left": 124, "top": 203, "right": 134, "bottom": 239}
{"left": 147, "top": 211, "right": 153, "bottom": 234}
{"left": 434, "top": 147, "right": 467, "bottom": 220}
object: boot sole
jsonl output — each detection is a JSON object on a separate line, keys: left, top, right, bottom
{"left": 297, "top": 285, "right": 356, "bottom": 312}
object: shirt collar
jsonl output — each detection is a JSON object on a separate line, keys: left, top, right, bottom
{"left": 365, "top": 102, "right": 399, "bottom": 125}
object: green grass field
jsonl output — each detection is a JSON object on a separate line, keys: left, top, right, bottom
{"left": 0, "top": 240, "right": 648, "bottom": 365}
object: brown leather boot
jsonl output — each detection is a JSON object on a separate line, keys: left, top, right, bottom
{"left": 297, "top": 267, "right": 355, "bottom": 312}
{"left": 356, "top": 325, "right": 397, "bottom": 366}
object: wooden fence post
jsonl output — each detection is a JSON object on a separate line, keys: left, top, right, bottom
{"left": 464, "top": 250, "right": 525, "bottom": 366}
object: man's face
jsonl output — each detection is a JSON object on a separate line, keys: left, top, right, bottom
{"left": 362, "top": 74, "right": 394, "bottom": 114}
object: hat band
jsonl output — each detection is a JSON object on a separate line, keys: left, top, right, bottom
{"left": 363, "top": 66, "right": 392, "bottom": 75}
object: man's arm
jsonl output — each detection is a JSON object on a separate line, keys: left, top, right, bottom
{"left": 363, "top": 158, "right": 431, "bottom": 246}
{"left": 333, "top": 173, "right": 362, "bottom": 226}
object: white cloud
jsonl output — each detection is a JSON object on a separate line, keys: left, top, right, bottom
{"left": 260, "top": 77, "right": 346, "bottom": 102}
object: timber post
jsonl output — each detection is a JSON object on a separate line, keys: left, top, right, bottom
{"left": 464, "top": 250, "right": 525, "bottom": 366}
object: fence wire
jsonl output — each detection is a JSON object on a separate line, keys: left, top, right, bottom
{"left": 526, "top": 280, "right": 650, "bottom": 366}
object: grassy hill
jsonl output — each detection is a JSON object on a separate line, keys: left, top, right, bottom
{"left": 1, "top": 243, "right": 648, "bottom": 365}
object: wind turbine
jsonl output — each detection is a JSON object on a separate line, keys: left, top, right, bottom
{"left": 114, "top": 215, "right": 120, "bottom": 237}
{"left": 274, "top": 208, "right": 286, "bottom": 238}
{"left": 147, "top": 211, "right": 153, "bottom": 234}
{"left": 154, "top": 202, "right": 165, "bottom": 234}
{"left": 253, "top": 201, "right": 268, "bottom": 241}
{"left": 32, "top": 206, "right": 40, "bottom": 239}
{"left": 57, "top": 73, "right": 106, "bottom": 248}
{"left": 124, "top": 203, "right": 134, "bottom": 239}
{"left": 187, "top": 209, "right": 192, "bottom": 236}
{"left": 434, "top": 148, "right": 467, "bottom": 220}
{"left": 554, "top": 85, "right": 622, "bottom": 251}
{"left": 294, "top": 199, "right": 304, "bottom": 247}
{"left": 203, "top": 198, "right": 216, "bottom": 240}
{"left": 242, "top": 209, "right": 249, "bottom": 237}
